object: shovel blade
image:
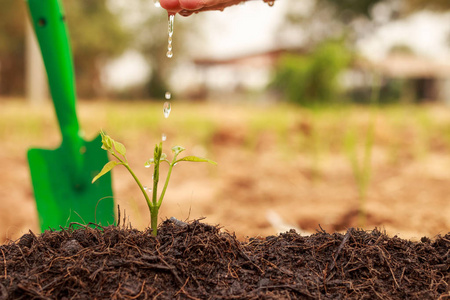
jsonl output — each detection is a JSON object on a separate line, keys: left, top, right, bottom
{"left": 28, "top": 134, "right": 114, "bottom": 232}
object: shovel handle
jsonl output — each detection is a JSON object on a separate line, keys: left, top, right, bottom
{"left": 26, "top": 0, "right": 80, "bottom": 147}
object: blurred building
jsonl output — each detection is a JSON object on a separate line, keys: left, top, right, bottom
{"left": 374, "top": 54, "right": 450, "bottom": 104}
{"left": 349, "top": 53, "right": 450, "bottom": 104}
{"left": 171, "top": 48, "right": 303, "bottom": 101}
{"left": 179, "top": 49, "right": 450, "bottom": 105}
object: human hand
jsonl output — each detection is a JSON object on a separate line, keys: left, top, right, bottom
{"left": 160, "top": 0, "right": 267, "bottom": 16}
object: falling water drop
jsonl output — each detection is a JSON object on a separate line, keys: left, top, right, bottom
{"left": 168, "top": 14, "right": 174, "bottom": 37}
{"left": 166, "top": 14, "right": 175, "bottom": 58}
{"left": 163, "top": 101, "right": 171, "bottom": 118}
{"left": 165, "top": 92, "right": 171, "bottom": 100}
{"left": 267, "top": 0, "right": 275, "bottom": 6}
{"left": 162, "top": 133, "right": 167, "bottom": 141}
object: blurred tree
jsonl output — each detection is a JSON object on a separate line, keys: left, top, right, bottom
{"left": 0, "top": 0, "right": 128, "bottom": 98}
{"left": 406, "top": 0, "right": 450, "bottom": 11}
{"left": 272, "top": 0, "right": 408, "bottom": 105}
{"left": 63, "top": 0, "right": 129, "bottom": 98}
{"left": 271, "top": 41, "right": 352, "bottom": 106}
{"left": 320, "top": 0, "right": 386, "bottom": 20}
{"left": 279, "top": 0, "right": 401, "bottom": 47}
{"left": 0, "top": 0, "right": 26, "bottom": 96}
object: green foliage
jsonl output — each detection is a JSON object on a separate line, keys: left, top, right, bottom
{"left": 344, "top": 124, "right": 374, "bottom": 227}
{"left": 344, "top": 75, "right": 379, "bottom": 227}
{"left": 0, "top": 0, "right": 128, "bottom": 98}
{"left": 271, "top": 42, "right": 352, "bottom": 106}
{"left": 0, "top": 0, "right": 26, "bottom": 95}
{"left": 320, "top": 0, "right": 384, "bottom": 19}
{"left": 93, "top": 131, "right": 216, "bottom": 236}
{"left": 63, "top": 0, "right": 129, "bottom": 98}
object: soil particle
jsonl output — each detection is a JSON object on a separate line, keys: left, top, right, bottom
{"left": 0, "top": 220, "right": 449, "bottom": 299}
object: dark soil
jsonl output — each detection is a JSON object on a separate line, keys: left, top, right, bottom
{"left": 0, "top": 219, "right": 449, "bottom": 299}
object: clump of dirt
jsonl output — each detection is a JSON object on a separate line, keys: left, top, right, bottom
{"left": 0, "top": 220, "right": 449, "bottom": 299}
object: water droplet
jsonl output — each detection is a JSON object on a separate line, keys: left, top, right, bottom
{"left": 153, "top": 0, "right": 161, "bottom": 7}
{"left": 163, "top": 101, "right": 171, "bottom": 118}
{"left": 167, "top": 14, "right": 175, "bottom": 58}
{"left": 267, "top": 1, "right": 275, "bottom": 6}
{"left": 145, "top": 164, "right": 151, "bottom": 168}
{"left": 179, "top": 10, "right": 192, "bottom": 17}
{"left": 168, "top": 14, "right": 174, "bottom": 37}
{"left": 165, "top": 92, "right": 171, "bottom": 100}
{"left": 162, "top": 133, "right": 167, "bottom": 141}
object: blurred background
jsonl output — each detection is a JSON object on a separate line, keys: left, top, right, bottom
{"left": 1, "top": 0, "right": 450, "bottom": 242}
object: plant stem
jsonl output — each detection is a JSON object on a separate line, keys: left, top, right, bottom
{"left": 152, "top": 162, "right": 159, "bottom": 208}
{"left": 157, "top": 162, "right": 175, "bottom": 207}
{"left": 150, "top": 207, "right": 159, "bottom": 236}
{"left": 112, "top": 152, "right": 153, "bottom": 213}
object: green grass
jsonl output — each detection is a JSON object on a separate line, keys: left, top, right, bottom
{"left": 3, "top": 99, "right": 450, "bottom": 158}
{"left": 3, "top": 98, "right": 450, "bottom": 191}
{"left": 3, "top": 98, "right": 450, "bottom": 234}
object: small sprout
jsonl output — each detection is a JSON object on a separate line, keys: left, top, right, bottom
{"left": 160, "top": 153, "right": 170, "bottom": 164}
{"left": 172, "top": 146, "right": 185, "bottom": 155}
{"left": 101, "top": 130, "right": 113, "bottom": 151}
{"left": 113, "top": 140, "right": 126, "bottom": 156}
{"left": 93, "top": 131, "right": 216, "bottom": 236}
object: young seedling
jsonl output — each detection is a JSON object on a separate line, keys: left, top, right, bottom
{"left": 344, "top": 74, "right": 379, "bottom": 227}
{"left": 92, "top": 131, "right": 217, "bottom": 236}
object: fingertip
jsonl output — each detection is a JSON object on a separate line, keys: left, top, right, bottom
{"left": 179, "top": 0, "right": 205, "bottom": 10}
{"left": 160, "top": 0, "right": 181, "bottom": 11}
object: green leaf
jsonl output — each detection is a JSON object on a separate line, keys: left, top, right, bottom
{"left": 145, "top": 158, "right": 154, "bottom": 167}
{"left": 100, "top": 130, "right": 113, "bottom": 151}
{"left": 160, "top": 153, "right": 170, "bottom": 164}
{"left": 175, "top": 156, "right": 217, "bottom": 165}
{"left": 171, "top": 146, "right": 185, "bottom": 156}
{"left": 92, "top": 161, "right": 120, "bottom": 183}
{"left": 113, "top": 140, "right": 126, "bottom": 156}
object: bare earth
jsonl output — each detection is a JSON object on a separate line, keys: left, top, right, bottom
{"left": 1, "top": 99, "right": 450, "bottom": 243}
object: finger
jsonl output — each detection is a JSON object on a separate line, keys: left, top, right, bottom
{"left": 179, "top": 0, "right": 207, "bottom": 10}
{"left": 160, "top": 0, "right": 182, "bottom": 12}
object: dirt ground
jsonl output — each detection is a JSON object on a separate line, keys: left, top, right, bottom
{"left": 1, "top": 100, "right": 450, "bottom": 243}
{"left": 1, "top": 220, "right": 449, "bottom": 299}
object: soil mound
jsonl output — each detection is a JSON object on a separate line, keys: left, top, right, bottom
{"left": 0, "top": 220, "right": 449, "bottom": 299}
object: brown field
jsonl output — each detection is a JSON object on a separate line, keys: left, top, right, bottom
{"left": 1, "top": 98, "right": 450, "bottom": 243}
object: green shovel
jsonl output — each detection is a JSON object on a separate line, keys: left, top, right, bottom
{"left": 26, "top": 0, "right": 115, "bottom": 232}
